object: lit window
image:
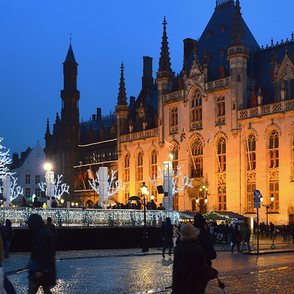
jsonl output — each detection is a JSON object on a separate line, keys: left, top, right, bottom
{"left": 190, "top": 89, "right": 202, "bottom": 129}
{"left": 269, "top": 130, "right": 279, "bottom": 168}
{"left": 170, "top": 107, "right": 178, "bottom": 133}
{"left": 191, "top": 137, "right": 203, "bottom": 177}
{"left": 124, "top": 154, "right": 130, "bottom": 182}
{"left": 216, "top": 96, "right": 225, "bottom": 124}
{"left": 217, "top": 137, "right": 226, "bottom": 171}
{"left": 247, "top": 134, "right": 256, "bottom": 170}
{"left": 136, "top": 152, "right": 143, "bottom": 181}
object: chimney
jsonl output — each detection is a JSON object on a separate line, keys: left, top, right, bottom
{"left": 96, "top": 108, "right": 101, "bottom": 122}
{"left": 183, "top": 38, "right": 196, "bottom": 63}
{"left": 13, "top": 153, "right": 19, "bottom": 165}
{"left": 142, "top": 56, "right": 153, "bottom": 91}
{"left": 130, "top": 96, "right": 135, "bottom": 109}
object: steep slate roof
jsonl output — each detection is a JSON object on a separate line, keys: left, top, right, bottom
{"left": 64, "top": 44, "right": 77, "bottom": 63}
{"left": 252, "top": 41, "right": 294, "bottom": 104}
{"left": 187, "top": 0, "right": 259, "bottom": 81}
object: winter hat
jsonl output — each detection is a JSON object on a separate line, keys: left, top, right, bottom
{"left": 180, "top": 223, "right": 200, "bottom": 241}
{"left": 193, "top": 213, "right": 207, "bottom": 228}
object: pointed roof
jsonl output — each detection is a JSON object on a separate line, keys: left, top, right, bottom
{"left": 231, "top": 0, "right": 245, "bottom": 46}
{"left": 117, "top": 63, "right": 127, "bottom": 105}
{"left": 64, "top": 44, "right": 76, "bottom": 63}
{"left": 46, "top": 118, "right": 50, "bottom": 135}
{"left": 157, "top": 16, "right": 173, "bottom": 78}
{"left": 186, "top": 0, "right": 259, "bottom": 81}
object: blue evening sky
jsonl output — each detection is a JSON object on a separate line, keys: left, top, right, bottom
{"left": 0, "top": 0, "right": 292, "bottom": 155}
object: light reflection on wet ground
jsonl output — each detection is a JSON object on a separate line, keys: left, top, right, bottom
{"left": 4, "top": 249, "right": 294, "bottom": 293}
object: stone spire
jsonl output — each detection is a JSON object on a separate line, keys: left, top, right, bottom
{"left": 117, "top": 62, "right": 127, "bottom": 106}
{"left": 231, "top": 0, "right": 245, "bottom": 46}
{"left": 157, "top": 16, "right": 173, "bottom": 78}
{"left": 46, "top": 118, "right": 50, "bottom": 135}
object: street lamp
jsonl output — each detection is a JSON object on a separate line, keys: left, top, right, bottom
{"left": 44, "top": 162, "right": 54, "bottom": 208}
{"left": 260, "top": 193, "right": 274, "bottom": 226}
{"left": 141, "top": 181, "right": 149, "bottom": 252}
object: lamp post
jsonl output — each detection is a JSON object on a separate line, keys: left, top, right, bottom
{"left": 260, "top": 193, "right": 274, "bottom": 226}
{"left": 44, "top": 163, "right": 54, "bottom": 208}
{"left": 141, "top": 181, "right": 149, "bottom": 252}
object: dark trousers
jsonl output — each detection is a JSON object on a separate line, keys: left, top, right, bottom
{"left": 162, "top": 238, "right": 173, "bottom": 255}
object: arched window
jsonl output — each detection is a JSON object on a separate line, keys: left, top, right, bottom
{"left": 247, "top": 134, "right": 256, "bottom": 170}
{"left": 191, "top": 137, "right": 203, "bottom": 177}
{"left": 217, "top": 184, "right": 226, "bottom": 211}
{"left": 170, "top": 107, "right": 178, "bottom": 133}
{"left": 136, "top": 152, "right": 143, "bottom": 181}
{"left": 190, "top": 89, "right": 202, "bottom": 129}
{"left": 150, "top": 150, "right": 157, "bottom": 180}
{"left": 217, "top": 137, "right": 226, "bottom": 171}
{"left": 124, "top": 154, "right": 130, "bottom": 182}
{"left": 216, "top": 96, "right": 225, "bottom": 124}
{"left": 269, "top": 130, "right": 279, "bottom": 168}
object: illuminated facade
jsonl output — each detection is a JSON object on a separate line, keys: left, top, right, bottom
{"left": 45, "top": 0, "right": 294, "bottom": 225}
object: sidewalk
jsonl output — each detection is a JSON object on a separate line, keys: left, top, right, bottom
{"left": 214, "top": 234, "right": 294, "bottom": 254}
{"left": 4, "top": 236, "right": 294, "bottom": 275}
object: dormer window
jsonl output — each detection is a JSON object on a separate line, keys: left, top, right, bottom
{"left": 207, "top": 29, "right": 212, "bottom": 37}
{"left": 221, "top": 23, "right": 226, "bottom": 32}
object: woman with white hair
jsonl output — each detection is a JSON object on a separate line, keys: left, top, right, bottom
{"left": 172, "top": 223, "right": 218, "bottom": 294}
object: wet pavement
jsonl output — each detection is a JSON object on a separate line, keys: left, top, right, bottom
{"left": 3, "top": 236, "right": 294, "bottom": 293}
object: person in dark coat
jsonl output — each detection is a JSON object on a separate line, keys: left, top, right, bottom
{"left": 231, "top": 224, "right": 241, "bottom": 253}
{"left": 161, "top": 217, "right": 173, "bottom": 258}
{"left": 172, "top": 223, "right": 218, "bottom": 294}
{"left": 45, "top": 217, "right": 58, "bottom": 245}
{"left": 193, "top": 213, "right": 217, "bottom": 266}
{"left": 1, "top": 219, "right": 14, "bottom": 259}
{"left": 240, "top": 223, "right": 251, "bottom": 252}
{"left": 33, "top": 196, "right": 42, "bottom": 208}
{"left": 27, "top": 214, "right": 56, "bottom": 294}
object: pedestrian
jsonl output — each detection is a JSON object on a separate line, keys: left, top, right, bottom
{"left": 33, "top": 196, "right": 42, "bottom": 208}
{"left": 161, "top": 217, "right": 173, "bottom": 258}
{"left": 51, "top": 197, "right": 58, "bottom": 208}
{"left": 172, "top": 223, "right": 218, "bottom": 294}
{"left": 172, "top": 224, "right": 181, "bottom": 248}
{"left": 157, "top": 220, "right": 165, "bottom": 249}
{"left": 27, "top": 214, "right": 56, "bottom": 294}
{"left": 290, "top": 225, "right": 294, "bottom": 244}
{"left": 240, "top": 223, "right": 251, "bottom": 252}
{"left": 1, "top": 219, "right": 14, "bottom": 259}
{"left": 193, "top": 213, "right": 217, "bottom": 266}
{"left": 45, "top": 217, "right": 58, "bottom": 245}
{"left": 281, "top": 225, "right": 287, "bottom": 241}
{"left": 231, "top": 224, "right": 241, "bottom": 253}
{"left": 0, "top": 222, "right": 17, "bottom": 294}
{"left": 157, "top": 203, "right": 165, "bottom": 210}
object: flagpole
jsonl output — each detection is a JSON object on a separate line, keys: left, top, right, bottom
{"left": 213, "top": 142, "right": 222, "bottom": 171}
{"left": 245, "top": 132, "right": 252, "bottom": 170}
{"left": 187, "top": 139, "right": 197, "bottom": 171}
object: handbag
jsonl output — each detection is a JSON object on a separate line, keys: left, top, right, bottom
{"left": 216, "top": 233, "right": 223, "bottom": 240}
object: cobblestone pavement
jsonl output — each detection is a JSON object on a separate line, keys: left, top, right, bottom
{"left": 3, "top": 237, "right": 294, "bottom": 294}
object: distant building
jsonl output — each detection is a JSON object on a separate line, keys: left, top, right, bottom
{"left": 45, "top": 0, "right": 294, "bottom": 225}
{"left": 11, "top": 141, "right": 45, "bottom": 201}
